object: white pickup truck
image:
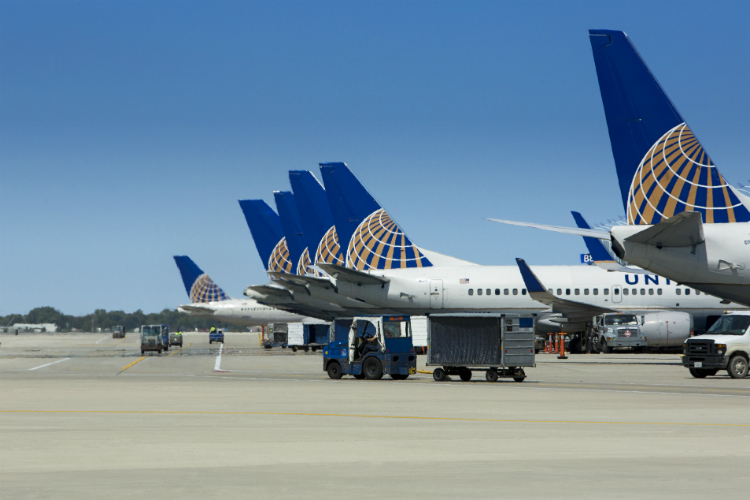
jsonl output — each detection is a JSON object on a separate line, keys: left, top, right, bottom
{"left": 681, "top": 312, "right": 750, "bottom": 379}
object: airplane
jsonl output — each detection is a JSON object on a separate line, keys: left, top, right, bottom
{"left": 173, "top": 255, "right": 308, "bottom": 326}
{"left": 489, "top": 30, "right": 750, "bottom": 307}
{"left": 265, "top": 163, "right": 744, "bottom": 350}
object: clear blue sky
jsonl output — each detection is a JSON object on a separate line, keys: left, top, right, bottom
{"left": 1, "top": 0, "right": 748, "bottom": 315}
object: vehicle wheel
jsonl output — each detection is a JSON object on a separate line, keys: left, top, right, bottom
{"left": 486, "top": 370, "right": 499, "bottom": 383}
{"left": 433, "top": 367, "right": 446, "bottom": 382}
{"left": 728, "top": 355, "right": 749, "bottom": 379}
{"left": 689, "top": 368, "right": 708, "bottom": 378}
{"left": 601, "top": 339, "right": 610, "bottom": 354}
{"left": 327, "top": 361, "right": 343, "bottom": 379}
{"left": 569, "top": 338, "right": 580, "bottom": 354}
{"left": 535, "top": 348, "right": 540, "bottom": 354}
{"left": 363, "top": 357, "right": 383, "bottom": 380}
{"left": 459, "top": 368, "right": 472, "bottom": 382}
{"left": 513, "top": 368, "right": 526, "bottom": 382}
{"left": 209, "top": 340, "right": 212, "bottom": 344}
{"left": 304, "top": 346, "right": 309, "bottom": 352}
{"left": 391, "top": 374, "right": 408, "bottom": 380}
{"left": 140, "top": 350, "right": 144, "bottom": 355}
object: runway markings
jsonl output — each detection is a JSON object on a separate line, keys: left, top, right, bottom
{"left": 0, "top": 409, "right": 747, "bottom": 428}
{"left": 95, "top": 336, "right": 107, "bottom": 344}
{"left": 214, "top": 343, "right": 226, "bottom": 372}
{"left": 28, "top": 358, "right": 70, "bottom": 371}
{"left": 119, "top": 357, "right": 145, "bottom": 373}
{"left": 168, "top": 346, "right": 185, "bottom": 357}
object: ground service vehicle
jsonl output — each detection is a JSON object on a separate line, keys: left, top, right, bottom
{"left": 323, "top": 315, "right": 417, "bottom": 380}
{"left": 682, "top": 312, "right": 750, "bottom": 379}
{"left": 288, "top": 322, "right": 330, "bottom": 352}
{"left": 209, "top": 328, "right": 224, "bottom": 344}
{"left": 169, "top": 330, "right": 183, "bottom": 347}
{"left": 427, "top": 314, "right": 535, "bottom": 382}
{"left": 263, "top": 323, "right": 287, "bottom": 349}
{"left": 595, "top": 314, "right": 646, "bottom": 353}
{"left": 140, "top": 325, "right": 167, "bottom": 355}
{"left": 112, "top": 325, "right": 124, "bottom": 339}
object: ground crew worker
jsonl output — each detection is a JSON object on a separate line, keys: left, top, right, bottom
{"left": 209, "top": 326, "right": 216, "bottom": 334}
{"left": 359, "top": 331, "right": 380, "bottom": 358}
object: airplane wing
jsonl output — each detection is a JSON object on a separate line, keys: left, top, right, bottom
{"left": 486, "top": 218, "right": 609, "bottom": 239}
{"left": 625, "top": 212, "right": 704, "bottom": 247}
{"left": 516, "top": 258, "right": 616, "bottom": 322}
{"left": 177, "top": 304, "right": 215, "bottom": 315}
{"left": 315, "top": 263, "right": 390, "bottom": 285}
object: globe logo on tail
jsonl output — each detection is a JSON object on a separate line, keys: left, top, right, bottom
{"left": 347, "top": 209, "right": 432, "bottom": 270}
{"left": 190, "top": 274, "right": 228, "bottom": 303}
{"left": 628, "top": 123, "right": 750, "bottom": 224}
{"left": 268, "top": 237, "right": 294, "bottom": 274}
{"left": 314, "top": 226, "right": 345, "bottom": 267}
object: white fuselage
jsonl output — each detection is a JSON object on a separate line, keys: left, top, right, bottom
{"left": 178, "top": 297, "right": 309, "bottom": 326}
{"left": 612, "top": 222, "right": 750, "bottom": 306}
{"left": 301, "top": 265, "right": 746, "bottom": 332}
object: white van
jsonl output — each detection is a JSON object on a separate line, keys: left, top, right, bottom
{"left": 681, "top": 312, "right": 750, "bottom": 379}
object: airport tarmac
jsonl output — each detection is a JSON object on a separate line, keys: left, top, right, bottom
{"left": 2, "top": 332, "right": 749, "bottom": 499}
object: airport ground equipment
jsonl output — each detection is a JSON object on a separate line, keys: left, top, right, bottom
{"left": 262, "top": 323, "right": 288, "bottom": 349}
{"left": 169, "top": 330, "right": 183, "bottom": 347}
{"left": 410, "top": 316, "right": 428, "bottom": 354}
{"left": 140, "top": 325, "right": 167, "bottom": 355}
{"left": 112, "top": 325, "right": 125, "bottom": 339}
{"left": 288, "top": 322, "right": 330, "bottom": 352}
{"left": 323, "top": 315, "right": 417, "bottom": 380}
{"left": 426, "top": 314, "right": 535, "bottom": 382}
{"left": 209, "top": 328, "right": 224, "bottom": 344}
{"left": 682, "top": 312, "right": 750, "bottom": 379}
{"left": 594, "top": 313, "right": 646, "bottom": 353}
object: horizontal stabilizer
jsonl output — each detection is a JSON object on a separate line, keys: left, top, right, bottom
{"left": 487, "top": 218, "right": 610, "bottom": 240}
{"left": 625, "top": 212, "right": 704, "bottom": 247}
{"left": 245, "top": 284, "right": 293, "bottom": 299}
{"left": 516, "top": 258, "right": 615, "bottom": 319}
{"left": 593, "top": 261, "right": 651, "bottom": 274}
{"left": 316, "top": 263, "right": 390, "bottom": 285}
{"left": 177, "top": 304, "right": 215, "bottom": 315}
{"left": 268, "top": 272, "right": 332, "bottom": 287}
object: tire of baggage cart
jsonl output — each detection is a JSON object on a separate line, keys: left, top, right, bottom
{"left": 513, "top": 368, "right": 526, "bottom": 382}
{"left": 728, "top": 355, "right": 749, "bottom": 379}
{"left": 485, "top": 369, "right": 498, "bottom": 383}
{"left": 433, "top": 367, "right": 446, "bottom": 382}
{"left": 459, "top": 368, "right": 472, "bottom": 382}
{"left": 327, "top": 361, "right": 343, "bottom": 379}
{"left": 363, "top": 357, "right": 383, "bottom": 380}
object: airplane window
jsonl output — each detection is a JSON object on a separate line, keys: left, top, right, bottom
{"left": 604, "top": 289, "right": 609, "bottom": 295}
{"left": 593, "top": 289, "right": 598, "bottom": 295}
{"left": 557, "top": 289, "right": 562, "bottom": 295}
{"left": 584, "top": 289, "right": 589, "bottom": 295}
{"left": 486, "top": 289, "right": 491, "bottom": 296}
{"left": 676, "top": 289, "right": 681, "bottom": 295}
{"left": 566, "top": 289, "right": 571, "bottom": 295}
{"left": 623, "top": 289, "right": 629, "bottom": 295}
{"left": 685, "top": 289, "right": 691, "bottom": 295}
{"left": 548, "top": 289, "right": 553, "bottom": 294}
{"left": 478, "top": 288, "right": 483, "bottom": 295}
{"left": 657, "top": 289, "right": 663, "bottom": 295}
{"left": 575, "top": 289, "right": 580, "bottom": 295}
{"left": 513, "top": 289, "right": 518, "bottom": 295}
{"left": 468, "top": 289, "right": 474, "bottom": 296}
{"left": 696, "top": 290, "right": 701, "bottom": 295}
{"left": 522, "top": 289, "right": 527, "bottom": 295}
{"left": 614, "top": 288, "right": 620, "bottom": 295}
{"left": 495, "top": 289, "right": 500, "bottom": 295}
{"left": 504, "top": 289, "right": 509, "bottom": 295}
{"left": 649, "top": 289, "right": 654, "bottom": 295}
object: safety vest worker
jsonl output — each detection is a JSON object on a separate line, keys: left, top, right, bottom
{"left": 209, "top": 327, "right": 216, "bottom": 334}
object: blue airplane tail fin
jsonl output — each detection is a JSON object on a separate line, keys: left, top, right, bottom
{"left": 173, "top": 256, "right": 229, "bottom": 303}
{"left": 288, "top": 170, "right": 345, "bottom": 269}
{"left": 238, "top": 200, "right": 292, "bottom": 273}
{"left": 319, "top": 162, "right": 432, "bottom": 270}
{"left": 273, "top": 191, "right": 309, "bottom": 275}
{"left": 589, "top": 29, "right": 750, "bottom": 224}
{"left": 571, "top": 211, "right": 616, "bottom": 263}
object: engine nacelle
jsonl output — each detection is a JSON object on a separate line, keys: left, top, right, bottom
{"left": 639, "top": 311, "right": 693, "bottom": 347}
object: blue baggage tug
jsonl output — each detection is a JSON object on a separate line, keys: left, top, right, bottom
{"left": 323, "top": 315, "right": 417, "bottom": 380}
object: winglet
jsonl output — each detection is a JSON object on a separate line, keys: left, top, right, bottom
{"left": 515, "top": 258, "right": 548, "bottom": 294}
{"left": 571, "top": 211, "right": 617, "bottom": 263}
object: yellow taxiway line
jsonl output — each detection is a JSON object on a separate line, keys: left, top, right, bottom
{"left": 0, "top": 410, "right": 747, "bottom": 427}
{"left": 119, "top": 357, "right": 145, "bottom": 372}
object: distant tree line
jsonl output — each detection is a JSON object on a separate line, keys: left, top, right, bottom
{"left": 1, "top": 307, "right": 229, "bottom": 332}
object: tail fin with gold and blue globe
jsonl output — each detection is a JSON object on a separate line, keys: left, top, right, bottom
{"left": 289, "top": 170, "right": 345, "bottom": 273}
{"left": 319, "top": 162, "right": 433, "bottom": 271}
{"left": 238, "top": 199, "right": 294, "bottom": 274}
{"left": 273, "top": 191, "right": 309, "bottom": 275}
{"left": 173, "top": 256, "right": 229, "bottom": 303}
{"left": 589, "top": 29, "right": 750, "bottom": 225}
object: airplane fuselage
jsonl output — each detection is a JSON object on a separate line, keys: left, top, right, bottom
{"left": 178, "top": 297, "right": 308, "bottom": 326}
